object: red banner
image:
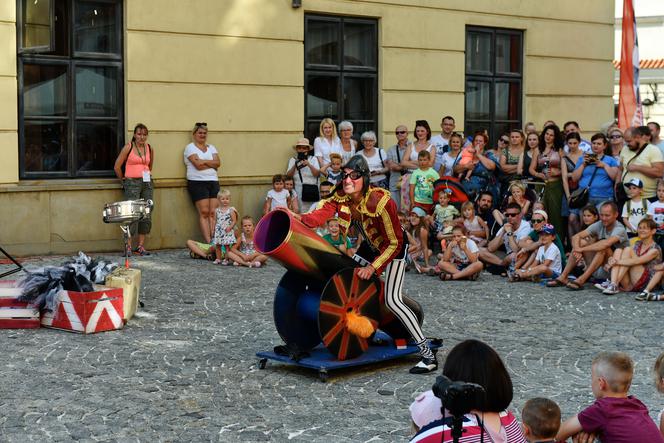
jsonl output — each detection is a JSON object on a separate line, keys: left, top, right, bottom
{"left": 618, "top": 0, "right": 643, "bottom": 129}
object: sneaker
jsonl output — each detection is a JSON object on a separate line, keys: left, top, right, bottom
{"left": 409, "top": 356, "right": 438, "bottom": 374}
{"left": 635, "top": 290, "right": 651, "bottom": 301}
{"left": 594, "top": 280, "right": 611, "bottom": 291}
{"left": 602, "top": 283, "right": 619, "bottom": 295}
{"left": 221, "top": 259, "right": 229, "bottom": 266}
{"left": 213, "top": 259, "right": 221, "bottom": 265}
{"left": 253, "top": 261, "right": 262, "bottom": 268}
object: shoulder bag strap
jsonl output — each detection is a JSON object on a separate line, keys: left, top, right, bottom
{"left": 621, "top": 144, "right": 647, "bottom": 182}
{"left": 586, "top": 164, "right": 600, "bottom": 187}
{"left": 378, "top": 148, "right": 385, "bottom": 168}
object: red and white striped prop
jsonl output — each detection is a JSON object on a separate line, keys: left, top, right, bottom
{"left": 41, "top": 288, "right": 124, "bottom": 334}
{"left": 618, "top": 0, "right": 643, "bottom": 129}
{"left": 0, "top": 281, "right": 40, "bottom": 329}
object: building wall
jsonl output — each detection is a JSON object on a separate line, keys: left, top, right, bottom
{"left": 0, "top": 0, "right": 615, "bottom": 256}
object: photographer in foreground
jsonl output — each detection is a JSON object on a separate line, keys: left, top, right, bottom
{"left": 409, "top": 339, "right": 526, "bottom": 442}
{"left": 286, "top": 137, "right": 321, "bottom": 213}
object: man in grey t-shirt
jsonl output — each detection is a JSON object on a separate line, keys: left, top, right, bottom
{"left": 547, "top": 201, "right": 629, "bottom": 290}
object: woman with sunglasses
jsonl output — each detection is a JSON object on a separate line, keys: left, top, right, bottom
{"left": 608, "top": 127, "right": 625, "bottom": 161}
{"left": 295, "top": 155, "right": 438, "bottom": 374}
{"left": 184, "top": 122, "right": 221, "bottom": 244}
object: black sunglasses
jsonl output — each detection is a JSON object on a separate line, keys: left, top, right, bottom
{"left": 195, "top": 122, "right": 207, "bottom": 127}
{"left": 531, "top": 218, "right": 545, "bottom": 223}
{"left": 395, "top": 131, "right": 407, "bottom": 135}
{"left": 342, "top": 171, "right": 363, "bottom": 180}
{"left": 505, "top": 213, "right": 520, "bottom": 217}
{"left": 610, "top": 134, "right": 623, "bottom": 139}
{"left": 499, "top": 138, "right": 509, "bottom": 143}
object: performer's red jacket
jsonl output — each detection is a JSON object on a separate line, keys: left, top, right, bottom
{"left": 300, "top": 186, "right": 404, "bottom": 276}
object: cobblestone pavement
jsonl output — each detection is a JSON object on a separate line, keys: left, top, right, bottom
{"left": 1, "top": 250, "right": 663, "bottom": 442}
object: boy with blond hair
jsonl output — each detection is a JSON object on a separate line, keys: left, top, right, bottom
{"left": 556, "top": 351, "right": 664, "bottom": 443}
{"left": 521, "top": 397, "right": 560, "bottom": 443}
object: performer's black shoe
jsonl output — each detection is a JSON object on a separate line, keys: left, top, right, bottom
{"left": 409, "top": 356, "right": 438, "bottom": 374}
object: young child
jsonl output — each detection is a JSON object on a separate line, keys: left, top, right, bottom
{"left": 494, "top": 181, "right": 532, "bottom": 226}
{"left": 654, "top": 352, "right": 664, "bottom": 437}
{"left": 212, "top": 189, "right": 238, "bottom": 265}
{"left": 650, "top": 180, "right": 664, "bottom": 247}
{"left": 556, "top": 351, "right": 664, "bottom": 443}
{"left": 622, "top": 178, "right": 651, "bottom": 236}
{"left": 409, "top": 150, "right": 440, "bottom": 215}
{"left": 228, "top": 216, "right": 268, "bottom": 268}
{"left": 324, "top": 153, "right": 343, "bottom": 185}
{"left": 521, "top": 397, "right": 561, "bottom": 443}
{"left": 263, "top": 174, "right": 291, "bottom": 215}
{"left": 581, "top": 204, "right": 600, "bottom": 230}
{"left": 461, "top": 201, "right": 488, "bottom": 247}
{"left": 407, "top": 207, "right": 431, "bottom": 272}
{"left": 283, "top": 176, "right": 300, "bottom": 214}
{"left": 433, "top": 189, "right": 460, "bottom": 240}
{"left": 512, "top": 224, "right": 561, "bottom": 282}
{"left": 322, "top": 217, "right": 353, "bottom": 256}
{"left": 434, "top": 224, "right": 483, "bottom": 281}
{"left": 458, "top": 144, "right": 478, "bottom": 181}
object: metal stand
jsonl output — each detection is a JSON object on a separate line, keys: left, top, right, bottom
{"left": 120, "top": 224, "right": 132, "bottom": 269}
{"left": 0, "top": 245, "right": 23, "bottom": 278}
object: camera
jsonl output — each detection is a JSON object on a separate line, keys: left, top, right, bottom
{"left": 432, "top": 375, "right": 485, "bottom": 417}
{"left": 297, "top": 152, "right": 308, "bottom": 161}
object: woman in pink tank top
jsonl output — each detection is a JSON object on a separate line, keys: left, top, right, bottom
{"left": 113, "top": 123, "right": 154, "bottom": 256}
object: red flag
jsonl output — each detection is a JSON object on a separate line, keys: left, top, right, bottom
{"left": 618, "top": 0, "right": 643, "bottom": 129}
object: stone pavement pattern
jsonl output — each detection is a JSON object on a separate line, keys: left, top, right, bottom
{"left": 1, "top": 249, "right": 663, "bottom": 442}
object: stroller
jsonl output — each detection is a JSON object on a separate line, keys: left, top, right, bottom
{"left": 432, "top": 176, "right": 470, "bottom": 212}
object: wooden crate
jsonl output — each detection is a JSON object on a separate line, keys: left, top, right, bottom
{"left": 41, "top": 287, "right": 124, "bottom": 334}
{"left": 0, "top": 281, "right": 40, "bottom": 329}
{"left": 104, "top": 267, "right": 141, "bottom": 322}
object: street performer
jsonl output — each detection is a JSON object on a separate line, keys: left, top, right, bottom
{"left": 292, "top": 155, "right": 438, "bottom": 374}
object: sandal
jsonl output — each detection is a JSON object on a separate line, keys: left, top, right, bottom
{"left": 135, "top": 245, "right": 151, "bottom": 256}
{"left": 439, "top": 272, "right": 454, "bottom": 281}
{"left": 566, "top": 281, "right": 584, "bottom": 291}
{"left": 646, "top": 293, "right": 662, "bottom": 301}
{"left": 546, "top": 279, "right": 567, "bottom": 287}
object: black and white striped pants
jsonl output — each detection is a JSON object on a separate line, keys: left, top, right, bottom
{"left": 352, "top": 244, "right": 425, "bottom": 344}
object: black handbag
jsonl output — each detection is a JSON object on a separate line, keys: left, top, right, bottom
{"left": 568, "top": 166, "right": 598, "bottom": 209}
{"left": 297, "top": 165, "right": 320, "bottom": 202}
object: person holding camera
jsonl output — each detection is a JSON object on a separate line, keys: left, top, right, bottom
{"left": 409, "top": 339, "right": 526, "bottom": 442}
{"left": 286, "top": 137, "right": 321, "bottom": 213}
{"left": 569, "top": 133, "right": 619, "bottom": 210}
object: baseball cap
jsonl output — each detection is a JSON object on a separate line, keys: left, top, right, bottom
{"left": 410, "top": 207, "right": 427, "bottom": 217}
{"left": 625, "top": 178, "right": 644, "bottom": 188}
{"left": 540, "top": 224, "right": 556, "bottom": 235}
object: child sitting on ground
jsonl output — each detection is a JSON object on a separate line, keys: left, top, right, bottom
{"left": 556, "top": 351, "right": 664, "bottom": 443}
{"left": 324, "top": 153, "right": 343, "bottom": 185}
{"left": 521, "top": 397, "right": 561, "bottom": 443}
{"left": 461, "top": 201, "right": 488, "bottom": 247}
{"left": 407, "top": 207, "right": 432, "bottom": 273}
{"left": 512, "top": 223, "right": 562, "bottom": 282}
{"left": 431, "top": 224, "right": 483, "bottom": 281}
{"left": 283, "top": 176, "right": 300, "bottom": 214}
{"left": 212, "top": 189, "right": 238, "bottom": 265}
{"left": 622, "top": 178, "right": 652, "bottom": 236}
{"left": 433, "top": 189, "right": 460, "bottom": 240}
{"left": 228, "top": 216, "right": 268, "bottom": 268}
{"left": 263, "top": 174, "right": 291, "bottom": 215}
{"left": 322, "top": 217, "right": 353, "bottom": 256}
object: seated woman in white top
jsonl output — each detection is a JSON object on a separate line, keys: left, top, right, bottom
{"left": 313, "top": 117, "right": 342, "bottom": 175}
{"left": 183, "top": 122, "right": 221, "bottom": 243}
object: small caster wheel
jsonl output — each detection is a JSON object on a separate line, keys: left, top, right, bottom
{"left": 258, "top": 358, "right": 267, "bottom": 369}
{"left": 318, "top": 370, "right": 328, "bottom": 382}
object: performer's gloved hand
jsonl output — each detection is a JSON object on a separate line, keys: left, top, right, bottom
{"left": 357, "top": 265, "right": 375, "bottom": 280}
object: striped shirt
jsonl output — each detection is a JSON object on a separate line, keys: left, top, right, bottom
{"left": 410, "top": 410, "right": 526, "bottom": 443}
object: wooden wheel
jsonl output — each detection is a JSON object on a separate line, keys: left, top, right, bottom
{"left": 318, "top": 268, "right": 382, "bottom": 360}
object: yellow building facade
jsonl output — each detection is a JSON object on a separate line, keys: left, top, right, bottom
{"left": 0, "top": 0, "right": 615, "bottom": 256}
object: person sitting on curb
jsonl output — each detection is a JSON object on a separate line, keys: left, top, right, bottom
{"left": 546, "top": 201, "right": 630, "bottom": 290}
{"left": 478, "top": 202, "right": 531, "bottom": 274}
